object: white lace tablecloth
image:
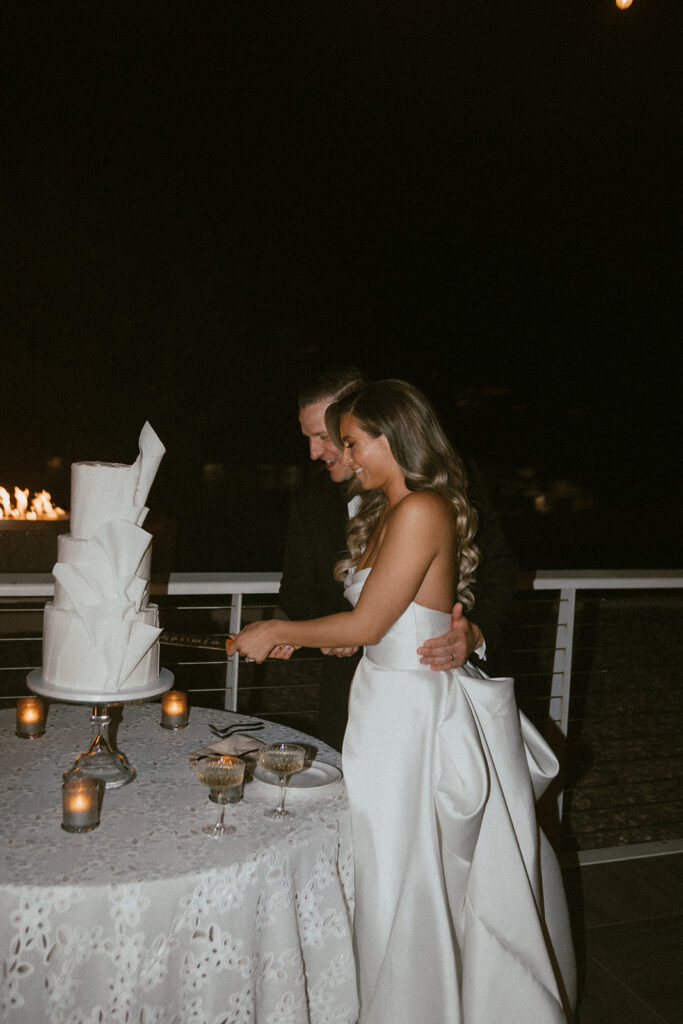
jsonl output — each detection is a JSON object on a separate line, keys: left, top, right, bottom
{"left": 0, "top": 702, "right": 358, "bottom": 1024}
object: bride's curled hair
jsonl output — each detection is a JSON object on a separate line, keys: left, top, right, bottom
{"left": 326, "top": 379, "right": 479, "bottom": 609}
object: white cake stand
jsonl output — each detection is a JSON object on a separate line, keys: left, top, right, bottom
{"left": 27, "top": 668, "right": 174, "bottom": 789}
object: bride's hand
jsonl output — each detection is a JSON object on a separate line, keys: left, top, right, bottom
{"left": 270, "top": 644, "right": 300, "bottom": 660}
{"left": 226, "top": 621, "right": 281, "bottom": 664}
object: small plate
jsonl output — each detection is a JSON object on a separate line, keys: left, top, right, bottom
{"left": 253, "top": 759, "right": 343, "bottom": 790}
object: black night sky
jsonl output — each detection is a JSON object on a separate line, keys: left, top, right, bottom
{"left": 2, "top": 1, "right": 680, "bottom": 571}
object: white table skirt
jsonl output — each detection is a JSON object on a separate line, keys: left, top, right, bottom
{"left": 0, "top": 702, "right": 358, "bottom": 1024}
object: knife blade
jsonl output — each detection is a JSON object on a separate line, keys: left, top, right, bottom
{"left": 160, "top": 630, "right": 234, "bottom": 652}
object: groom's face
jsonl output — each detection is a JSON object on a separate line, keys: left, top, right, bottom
{"left": 298, "top": 399, "right": 354, "bottom": 484}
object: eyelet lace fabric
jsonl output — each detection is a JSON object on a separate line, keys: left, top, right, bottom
{"left": 0, "top": 704, "right": 357, "bottom": 1024}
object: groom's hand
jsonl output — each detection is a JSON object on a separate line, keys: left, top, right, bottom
{"left": 417, "top": 603, "right": 484, "bottom": 671}
{"left": 321, "top": 646, "right": 359, "bottom": 657}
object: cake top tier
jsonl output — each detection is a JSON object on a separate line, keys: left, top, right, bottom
{"left": 70, "top": 422, "right": 165, "bottom": 540}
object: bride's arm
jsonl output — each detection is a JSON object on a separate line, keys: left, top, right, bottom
{"left": 228, "top": 493, "right": 449, "bottom": 663}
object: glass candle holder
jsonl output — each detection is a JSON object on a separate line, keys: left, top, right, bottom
{"left": 160, "top": 690, "right": 189, "bottom": 730}
{"left": 62, "top": 777, "right": 100, "bottom": 833}
{"left": 16, "top": 696, "right": 46, "bottom": 738}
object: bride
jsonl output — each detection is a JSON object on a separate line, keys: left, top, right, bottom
{"left": 228, "top": 380, "right": 576, "bottom": 1024}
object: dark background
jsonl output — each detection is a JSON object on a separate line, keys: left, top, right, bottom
{"left": 2, "top": 1, "right": 680, "bottom": 571}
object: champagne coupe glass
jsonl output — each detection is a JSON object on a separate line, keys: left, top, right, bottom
{"left": 196, "top": 756, "right": 245, "bottom": 836}
{"left": 259, "top": 743, "right": 306, "bottom": 819}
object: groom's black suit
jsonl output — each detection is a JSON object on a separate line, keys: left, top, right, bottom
{"left": 279, "top": 462, "right": 517, "bottom": 751}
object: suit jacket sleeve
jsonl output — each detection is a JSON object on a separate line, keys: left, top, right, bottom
{"left": 279, "top": 468, "right": 351, "bottom": 621}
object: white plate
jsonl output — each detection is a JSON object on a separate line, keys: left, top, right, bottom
{"left": 253, "top": 759, "right": 343, "bottom": 791}
{"left": 26, "top": 668, "right": 174, "bottom": 705}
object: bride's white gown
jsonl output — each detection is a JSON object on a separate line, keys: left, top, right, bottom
{"left": 342, "top": 568, "right": 576, "bottom": 1024}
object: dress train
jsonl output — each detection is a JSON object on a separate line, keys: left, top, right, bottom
{"left": 342, "top": 568, "right": 576, "bottom": 1024}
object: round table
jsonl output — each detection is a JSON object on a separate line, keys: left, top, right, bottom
{"left": 0, "top": 701, "right": 358, "bottom": 1024}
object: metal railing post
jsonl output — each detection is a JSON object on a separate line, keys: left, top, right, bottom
{"left": 549, "top": 586, "right": 576, "bottom": 821}
{"left": 549, "top": 586, "right": 576, "bottom": 739}
{"left": 225, "top": 591, "right": 243, "bottom": 711}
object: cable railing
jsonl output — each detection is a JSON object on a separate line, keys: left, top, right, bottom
{"left": 2, "top": 569, "right": 682, "bottom": 850}
{"left": 0, "top": 571, "right": 282, "bottom": 714}
{"left": 518, "top": 569, "right": 683, "bottom": 735}
{"left": 2, "top": 568, "right": 680, "bottom": 722}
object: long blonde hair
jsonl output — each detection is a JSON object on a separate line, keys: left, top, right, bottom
{"left": 326, "top": 379, "right": 479, "bottom": 608}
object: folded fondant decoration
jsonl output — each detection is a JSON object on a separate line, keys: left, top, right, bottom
{"left": 70, "top": 422, "right": 165, "bottom": 540}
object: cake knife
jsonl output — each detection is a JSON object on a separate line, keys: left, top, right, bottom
{"left": 160, "top": 630, "right": 233, "bottom": 652}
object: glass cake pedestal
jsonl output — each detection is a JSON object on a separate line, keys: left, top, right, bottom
{"left": 27, "top": 668, "right": 173, "bottom": 789}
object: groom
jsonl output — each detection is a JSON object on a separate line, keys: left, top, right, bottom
{"left": 277, "top": 367, "right": 517, "bottom": 750}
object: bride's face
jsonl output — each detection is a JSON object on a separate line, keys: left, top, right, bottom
{"left": 339, "top": 413, "right": 397, "bottom": 491}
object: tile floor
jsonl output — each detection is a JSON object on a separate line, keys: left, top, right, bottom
{"left": 562, "top": 851, "right": 683, "bottom": 1023}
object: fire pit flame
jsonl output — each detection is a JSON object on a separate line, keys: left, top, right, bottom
{"left": 0, "top": 486, "right": 67, "bottom": 521}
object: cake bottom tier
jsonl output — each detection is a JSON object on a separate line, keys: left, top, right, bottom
{"left": 42, "top": 602, "right": 161, "bottom": 695}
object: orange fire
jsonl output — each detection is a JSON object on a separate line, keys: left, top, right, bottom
{"left": 0, "top": 486, "right": 67, "bottom": 521}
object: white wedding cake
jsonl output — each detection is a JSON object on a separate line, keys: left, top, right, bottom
{"left": 41, "top": 423, "right": 167, "bottom": 697}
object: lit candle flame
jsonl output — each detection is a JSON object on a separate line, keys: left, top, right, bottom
{"left": 62, "top": 777, "right": 99, "bottom": 831}
{"left": 162, "top": 691, "right": 187, "bottom": 715}
{"left": 16, "top": 696, "right": 46, "bottom": 737}
{"left": 67, "top": 791, "right": 93, "bottom": 813}
{"left": 17, "top": 697, "right": 44, "bottom": 724}
{"left": 160, "top": 689, "right": 189, "bottom": 729}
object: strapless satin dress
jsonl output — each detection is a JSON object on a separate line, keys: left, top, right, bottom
{"left": 342, "top": 567, "right": 576, "bottom": 1024}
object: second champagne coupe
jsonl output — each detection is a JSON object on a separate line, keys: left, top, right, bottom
{"left": 259, "top": 743, "right": 306, "bottom": 819}
{"left": 196, "top": 755, "right": 245, "bottom": 836}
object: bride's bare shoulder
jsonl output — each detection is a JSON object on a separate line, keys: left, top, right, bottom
{"left": 394, "top": 490, "right": 452, "bottom": 523}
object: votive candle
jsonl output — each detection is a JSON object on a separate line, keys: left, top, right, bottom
{"left": 62, "top": 777, "right": 100, "bottom": 833}
{"left": 16, "top": 696, "right": 45, "bottom": 738}
{"left": 160, "top": 690, "right": 189, "bottom": 730}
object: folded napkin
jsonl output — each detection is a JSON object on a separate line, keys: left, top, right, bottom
{"left": 188, "top": 733, "right": 266, "bottom": 764}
